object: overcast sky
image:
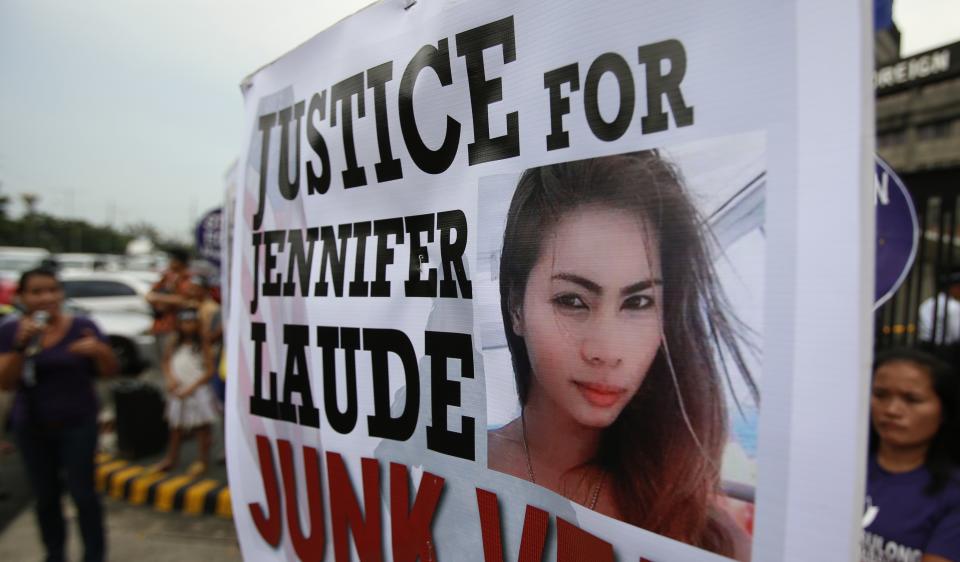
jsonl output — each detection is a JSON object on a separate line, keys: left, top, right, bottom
{"left": 1, "top": 0, "right": 957, "bottom": 241}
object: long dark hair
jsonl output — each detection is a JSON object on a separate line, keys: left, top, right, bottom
{"left": 871, "top": 348, "right": 959, "bottom": 494}
{"left": 499, "top": 150, "right": 756, "bottom": 555}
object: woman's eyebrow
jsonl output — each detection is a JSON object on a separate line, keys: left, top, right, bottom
{"left": 620, "top": 279, "right": 662, "bottom": 296}
{"left": 551, "top": 273, "right": 602, "bottom": 294}
{"left": 551, "top": 273, "right": 661, "bottom": 296}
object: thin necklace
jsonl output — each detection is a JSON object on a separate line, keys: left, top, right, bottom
{"left": 520, "top": 409, "right": 604, "bottom": 510}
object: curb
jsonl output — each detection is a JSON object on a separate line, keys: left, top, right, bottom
{"left": 94, "top": 454, "right": 232, "bottom": 518}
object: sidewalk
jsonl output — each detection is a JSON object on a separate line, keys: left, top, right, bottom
{"left": 0, "top": 368, "right": 240, "bottom": 560}
{"left": 96, "top": 369, "right": 231, "bottom": 517}
{"left": 0, "top": 495, "right": 241, "bottom": 562}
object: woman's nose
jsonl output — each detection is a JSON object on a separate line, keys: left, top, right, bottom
{"left": 882, "top": 398, "right": 905, "bottom": 417}
{"left": 579, "top": 316, "right": 623, "bottom": 366}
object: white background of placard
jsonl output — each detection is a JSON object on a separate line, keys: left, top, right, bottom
{"left": 225, "top": 1, "right": 874, "bottom": 560}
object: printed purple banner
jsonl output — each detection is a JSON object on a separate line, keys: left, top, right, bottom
{"left": 195, "top": 207, "right": 223, "bottom": 267}
{"left": 875, "top": 157, "right": 918, "bottom": 307}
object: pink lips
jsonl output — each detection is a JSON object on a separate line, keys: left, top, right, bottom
{"left": 876, "top": 421, "right": 906, "bottom": 432}
{"left": 574, "top": 381, "right": 626, "bottom": 408}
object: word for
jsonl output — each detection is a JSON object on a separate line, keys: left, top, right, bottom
{"left": 544, "top": 39, "right": 694, "bottom": 150}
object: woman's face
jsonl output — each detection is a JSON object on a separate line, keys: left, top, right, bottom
{"left": 515, "top": 205, "right": 663, "bottom": 428}
{"left": 19, "top": 274, "right": 63, "bottom": 317}
{"left": 871, "top": 360, "right": 942, "bottom": 451}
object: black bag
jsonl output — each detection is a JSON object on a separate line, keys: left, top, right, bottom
{"left": 113, "top": 381, "right": 168, "bottom": 459}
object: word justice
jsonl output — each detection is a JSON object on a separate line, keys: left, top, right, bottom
{"left": 251, "top": 16, "right": 520, "bottom": 231}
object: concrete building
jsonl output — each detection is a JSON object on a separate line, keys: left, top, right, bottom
{"left": 874, "top": 32, "right": 960, "bottom": 349}
{"left": 876, "top": 41, "right": 960, "bottom": 180}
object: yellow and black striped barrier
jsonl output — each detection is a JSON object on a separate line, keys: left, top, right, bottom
{"left": 94, "top": 454, "right": 232, "bottom": 518}
{"left": 880, "top": 323, "right": 916, "bottom": 335}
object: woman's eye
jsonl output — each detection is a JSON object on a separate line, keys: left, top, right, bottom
{"left": 552, "top": 294, "right": 587, "bottom": 310}
{"left": 622, "top": 294, "right": 653, "bottom": 311}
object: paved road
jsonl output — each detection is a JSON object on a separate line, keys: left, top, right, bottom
{"left": 0, "top": 445, "right": 32, "bottom": 534}
{"left": 0, "top": 494, "right": 241, "bottom": 562}
{"left": 0, "top": 368, "right": 239, "bottom": 560}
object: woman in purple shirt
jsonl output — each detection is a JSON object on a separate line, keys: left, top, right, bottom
{"left": 0, "top": 268, "right": 117, "bottom": 562}
{"left": 864, "top": 349, "right": 960, "bottom": 562}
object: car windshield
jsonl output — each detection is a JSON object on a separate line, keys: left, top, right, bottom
{"left": 62, "top": 279, "right": 138, "bottom": 298}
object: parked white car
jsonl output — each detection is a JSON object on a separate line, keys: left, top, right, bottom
{"left": 59, "top": 272, "right": 157, "bottom": 375}
{"left": 54, "top": 252, "right": 128, "bottom": 273}
{"left": 55, "top": 252, "right": 101, "bottom": 273}
{"left": 0, "top": 246, "right": 51, "bottom": 305}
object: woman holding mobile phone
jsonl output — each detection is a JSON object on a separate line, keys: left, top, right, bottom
{"left": 0, "top": 267, "right": 117, "bottom": 562}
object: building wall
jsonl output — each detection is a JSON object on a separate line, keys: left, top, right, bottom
{"left": 874, "top": 40, "right": 960, "bottom": 350}
{"left": 877, "top": 43, "right": 960, "bottom": 174}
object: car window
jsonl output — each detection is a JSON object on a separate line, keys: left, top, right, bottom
{"left": 0, "top": 257, "right": 44, "bottom": 271}
{"left": 62, "top": 280, "right": 137, "bottom": 298}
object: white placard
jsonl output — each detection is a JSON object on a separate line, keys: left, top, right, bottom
{"left": 225, "top": 1, "right": 873, "bottom": 560}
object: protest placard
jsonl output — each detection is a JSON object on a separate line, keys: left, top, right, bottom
{"left": 225, "top": 1, "right": 874, "bottom": 559}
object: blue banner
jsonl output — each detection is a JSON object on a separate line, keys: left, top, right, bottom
{"left": 875, "top": 156, "right": 917, "bottom": 307}
{"left": 874, "top": 0, "right": 893, "bottom": 30}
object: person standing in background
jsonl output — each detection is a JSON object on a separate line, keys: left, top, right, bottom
{"left": 190, "top": 276, "right": 225, "bottom": 406}
{"left": 917, "top": 272, "right": 960, "bottom": 346}
{"left": 146, "top": 248, "right": 193, "bottom": 355}
{"left": 151, "top": 308, "right": 217, "bottom": 476}
{"left": 0, "top": 268, "right": 118, "bottom": 562}
{"left": 863, "top": 349, "right": 960, "bottom": 562}
{"left": 186, "top": 274, "right": 220, "bottom": 342}
{"left": 0, "top": 305, "right": 16, "bottom": 503}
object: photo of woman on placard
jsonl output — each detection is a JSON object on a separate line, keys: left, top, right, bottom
{"left": 487, "top": 150, "right": 757, "bottom": 560}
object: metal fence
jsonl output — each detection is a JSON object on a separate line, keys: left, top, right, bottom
{"left": 875, "top": 186, "right": 960, "bottom": 350}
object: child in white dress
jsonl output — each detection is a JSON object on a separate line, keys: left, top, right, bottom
{"left": 152, "top": 308, "right": 216, "bottom": 476}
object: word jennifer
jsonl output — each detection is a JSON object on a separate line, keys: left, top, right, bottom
{"left": 249, "top": 210, "right": 471, "bottom": 314}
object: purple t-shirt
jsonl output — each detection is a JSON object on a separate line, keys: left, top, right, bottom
{"left": 0, "top": 315, "right": 104, "bottom": 428}
{"left": 862, "top": 455, "right": 960, "bottom": 562}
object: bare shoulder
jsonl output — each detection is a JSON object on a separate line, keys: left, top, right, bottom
{"left": 487, "top": 421, "right": 520, "bottom": 458}
{"left": 487, "top": 419, "right": 526, "bottom": 478}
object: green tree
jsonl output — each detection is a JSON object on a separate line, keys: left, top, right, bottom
{"left": 0, "top": 212, "right": 133, "bottom": 254}
{"left": 0, "top": 181, "right": 10, "bottom": 219}
{"left": 21, "top": 193, "right": 39, "bottom": 215}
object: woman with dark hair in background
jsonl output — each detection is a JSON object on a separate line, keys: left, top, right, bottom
{"left": 0, "top": 268, "right": 117, "bottom": 562}
{"left": 487, "top": 151, "right": 756, "bottom": 559}
{"left": 863, "top": 349, "right": 960, "bottom": 562}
